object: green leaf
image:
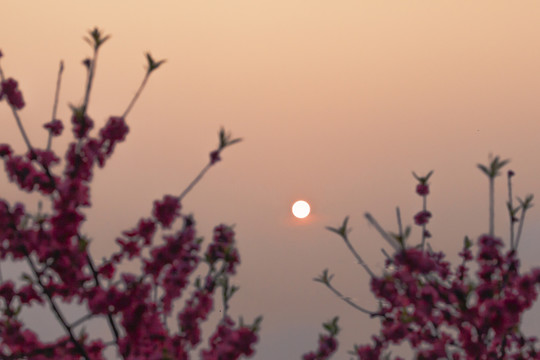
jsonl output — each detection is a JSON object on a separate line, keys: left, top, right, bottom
{"left": 412, "top": 170, "right": 434, "bottom": 184}
{"left": 145, "top": 53, "right": 166, "bottom": 73}
{"left": 326, "top": 216, "right": 349, "bottom": 238}
{"left": 21, "top": 273, "right": 33, "bottom": 284}
{"left": 403, "top": 226, "right": 411, "bottom": 240}
{"left": 250, "top": 315, "right": 263, "bottom": 332}
{"left": 322, "top": 316, "right": 340, "bottom": 336}
{"left": 464, "top": 236, "right": 472, "bottom": 250}
{"left": 84, "top": 27, "right": 110, "bottom": 51}
{"left": 78, "top": 236, "right": 89, "bottom": 252}
{"left": 479, "top": 155, "right": 510, "bottom": 178}
{"left": 162, "top": 347, "right": 173, "bottom": 360}
{"left": 217, "top": 127, "right": 243, "bottom": 150}
{"left": 477, "top": 164, "right": 490, "bottom": 177}
{"left": 313, "top": 269, "right": 333, "bottom": 284}
{"left": 518, "top": 194, "right": 534, "bottom": 210}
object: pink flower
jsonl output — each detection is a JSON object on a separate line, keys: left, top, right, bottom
{"left": 123, "top": 218, "right": 156, "bottom": 245}
{"left": 0, "top": 280, "right": 16, "bottom": 305}
{"left": 27, "top": 149, "right": 60, "bottom": 168}
{"left": 210, "top": 150, "right": 221, "bottom": 165}
{"left": 381, "top": 321, "right": 408, "bottom": 343}
{"left": 0, "top": 144, "right": 12, "bottom": 157}
{"left": 99, "top": 116, "right": 129, "bottom": 155}
{"left": 355, "top": 343, "right": 382, "bottom": 360}
{"left": 17, "top": 284, "right": 43, "bottom": 305}
{"left": 0, "top": 78, "right": 25, "bottom": 109}
{"left": 414, "top": 210, "right": 431, "bottom": 226}
{"left": 5, "top": 156, "right": 40, "bottom": 192}
{"left": 416, "top": 183, "right": 429, "bottom": 196}
{"left": 153, "top": 195, "right": 181, "bottom": 228}
{"left": 206, "top": 225, "right": 240, "bottom": 274}
{"left": 97, "top": 262, "right": 115, "bottom": 280}
{"left": 116, "top": 237, "right": 141, "bottom": 259}
{"left": 71, "top": 113, "right": 94, "bottom": 139}
{"left": 54, "top": 179, "right": 90, "bottom": 212}
{"left": 201, "top": 317, "right": 259, "bottom": 360}
{"left": 43, "top": 119, "right": 64, "bottom": 136}
{"left": 50, "top": 208, "right": 84, "bottom": 241}
{"left": 64, "top": 142, "right": 95, "bottom": 181}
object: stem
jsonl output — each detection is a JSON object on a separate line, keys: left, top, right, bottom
{"left": 515, "top": 208, "right": 528, "bottom": 250}
{"left": 47, "top": 61, "right": 64, "bottom": 151}
{"left": 396, "top": 207, "right": 403, "bottom": 241}
{"left": 71, "top": 312, "right": 94, "bottom": 328}
{"left": 122, "top": 72, "right": 150, "bottom": 119}
{"left": 364, "top": 212, "right": 400, "bottom": 252}
{"left": 323, "top": 281, "right": 374, "bottom": 315}
{"left": 0, "top": 65, "right": 34, "bottom": 153}
{"left": 342, "top": 234, "right": 375, "bottom": 278}
{"left": 0, "top": 64, "right": 57, "bottom": 190}
{"left": 82, "top": 49, "right": 99, "bottom": 114}
{"left": 421, "top": 195, "right": 427, "bottom": 251}
{"left": 489, "top": 177, "right": 495, "bottom": 237}
{"left": 508, "top": 175, "right": 515, "bottom": 248}
{"left": 381, "top": 248, "right": 392, "bottom": 262}
{"left": 25, "top": 254, "right": 90, "bottom": 360}
{"left": 178, "top": 163, "right": 212, "bottom": 202}
{"left": 84, "top": 250, "right": 122, "bottom": 355}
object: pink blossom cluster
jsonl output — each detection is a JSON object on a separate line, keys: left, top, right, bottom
{"left": 0, "top": 78, "right": 25, "bottom": 110}
{"left": 302, "top": 317, "right": 339, "bottom": 360}
{"left": 309, "top": 164, "right": 540, "bottom": 359}
{"left": 0, "top": 29, "right": 259, "bottom": 360}
{"left": 356, "top": 239, "right": 540, "bottom": 359}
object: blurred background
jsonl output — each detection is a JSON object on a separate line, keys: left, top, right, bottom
{"left": 1, "top": 1, "right": 540, "bottom": 358}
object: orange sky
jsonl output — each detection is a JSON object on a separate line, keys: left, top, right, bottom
{"left": 2, "top": 2, "right": 540, "bottom": 358}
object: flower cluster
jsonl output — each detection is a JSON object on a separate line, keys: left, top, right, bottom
{"left": 357, "top": 237, "right": 540, "bottom": 359}
{"left": 201, "top": 316, "right": 260, "bottom": 359}
{"left": 310, "top": 158, "right": 540, "bottom": 359}
{"left": 302, "top": 317, "right": 339, "bottom": 360}
{"left": 0, "top": 78, "right": 25, "bottom": 110}
{"left": 0, "top": 29, "right": 259, "bottom": 360}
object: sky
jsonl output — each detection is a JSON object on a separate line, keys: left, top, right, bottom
{"left": 1, "top": 1, "right": 540, "bottom": 359}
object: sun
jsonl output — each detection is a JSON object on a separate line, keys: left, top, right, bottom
{"left": 292, "top": 200, "right": 311, "bottom": 219}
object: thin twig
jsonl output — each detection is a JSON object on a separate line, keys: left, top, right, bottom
{"left": 71, "top": 312, "right": 94, "bottom": 328}
{"left": 381, "top": 248, "right": 392, "bottom": 262}
{"left": 515, "top": 207, "right": 529, "bottom": 250}
{"left": 82, "top": 49, "right": 99, "bottom": 114}
{"left": 178, "top": 163, "right": 211, "bottom": 202}
{"left": 122, "top": 72, "right": 150, "bottom": 119}
{"left": 47, "top": 61, "right": 64, "bottom": 151}
{"left": 324, "top": 281, "right": 374, "bottom": 316}
{"left": 0, "top": 65, "right": 34, "bottom": 153}
{"left": 396, "top": 207, "right": 403, "bottom": 241}
{"left": 489, "top": 177, "right": 495, "bottom": 237}
{"left": 342, "top": 234, "right": 375, "bottom": 278}
{"left": 364, "top": 212, "right": 400, "bottom": 252}
{"left": 508, "top": 174, "right": 515, "bottom": 249}
{"left": 421, "top": 196, "right": 427, "bottom": 250}
{"left": 25, "top": 254, "right": 90, "bottom": 360}
{"left": 84, "top": 250, "right": 122, "bottom": 355}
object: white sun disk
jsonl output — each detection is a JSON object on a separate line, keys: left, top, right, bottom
{"left": 292, "top": 200, "right": 311, "bottom": 218}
